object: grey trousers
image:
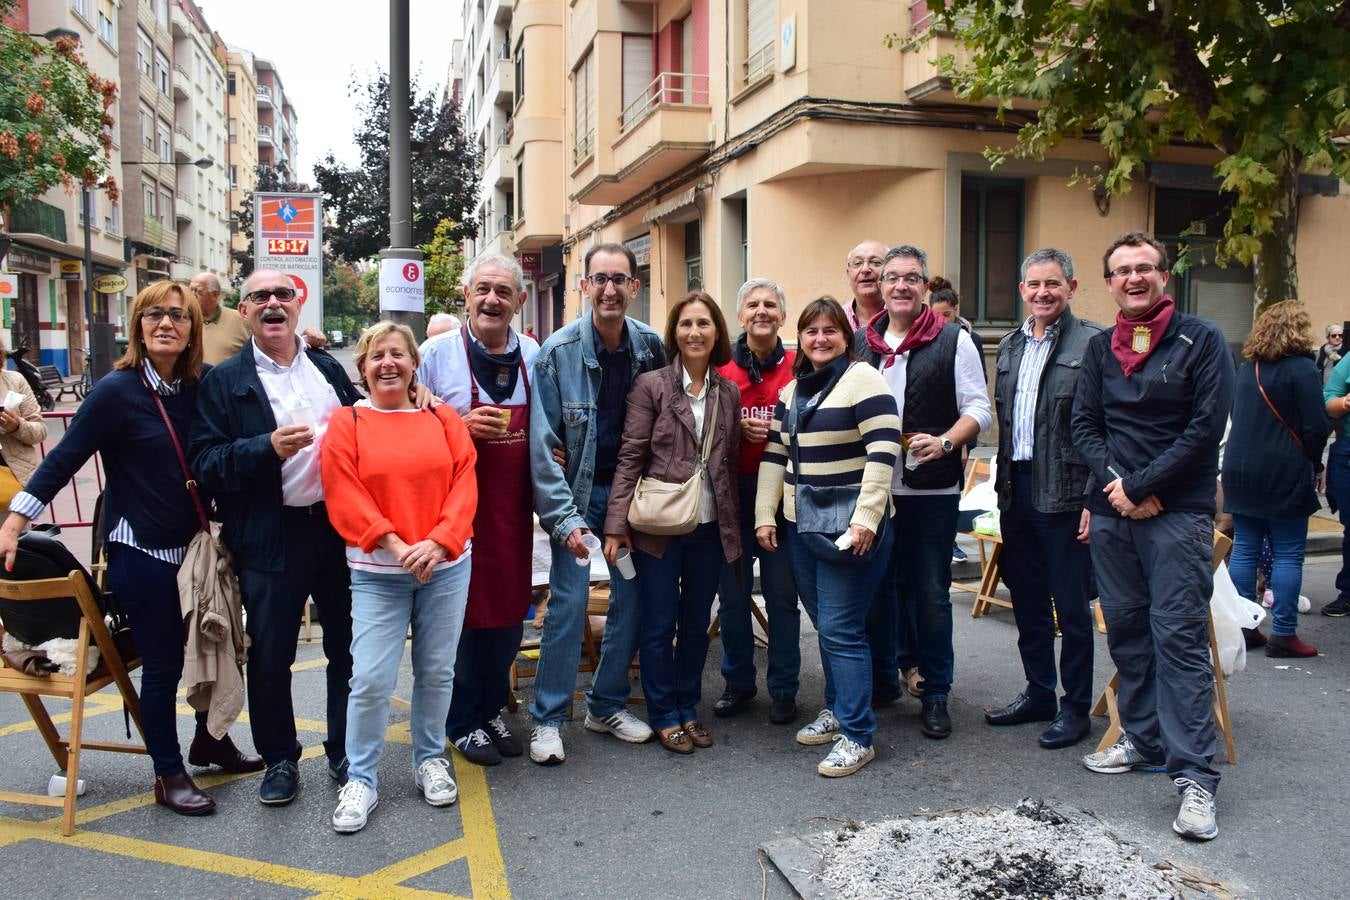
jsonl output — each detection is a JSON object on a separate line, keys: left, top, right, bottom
{"left": 1090, "top": 510, "right": 1220, "bottom": 795}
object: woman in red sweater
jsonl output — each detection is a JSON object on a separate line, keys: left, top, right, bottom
{"left": 320, "top": 322, "right": 477, "bottom": 833}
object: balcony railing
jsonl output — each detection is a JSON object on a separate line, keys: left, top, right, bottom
{"left": 174, "top": 124, "right": 191, "bottom": 140}
{"left": 573, "top": 129, "right": 595, "bottom": 166}
{"left": 498, "top": 125, "right": 511, "bottom": 146}
{"left": 257, "top": 84, "right": 273, "bottom": 103}
{"left": 745, "top": 43, "right": 774, "bottom": 83}
{"left": 620, "top": 72, "right": 710, "bottom": 131}
{"left": 10, "top": 200, "right": 67, "bottom": 242}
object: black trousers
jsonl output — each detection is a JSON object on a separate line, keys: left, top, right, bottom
{"left": 998, "top": 467, "right": 1095, "bottom": 715}
{"left": 445, "top": 623, "right": 524, "bottom": 740}
{"left": 238, "top": 508, "right": 352, "bottom": 766}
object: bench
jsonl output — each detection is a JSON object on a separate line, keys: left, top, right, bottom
{"left": 37, "top": 365, "right": 82, "bottom": 402}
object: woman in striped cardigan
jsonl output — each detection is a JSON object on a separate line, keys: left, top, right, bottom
{"left": 755, "top": 297, "right": 901, "bottom": 777}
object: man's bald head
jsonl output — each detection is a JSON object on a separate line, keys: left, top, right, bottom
{"left": 190, "top": 272, "right": 223, "bottom": 316}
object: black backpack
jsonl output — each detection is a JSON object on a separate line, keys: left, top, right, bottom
{"left": 0, "top": 530, "right": 117, "bottom": 647}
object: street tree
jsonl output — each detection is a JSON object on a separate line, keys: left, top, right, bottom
{"left": 230, "top": 164, "right": 317, "bottom": 283}
{"left": 905, "top": 1, "right": 1350, "bottom": 309}
{"left": 322, "top": 263, "right": 379, "bottom": 338}
{"left": 313, "top": 71, "right": 480, "bottom": 264}
{"left": 421, "top": 218, "right": 466, "bottom": 315}
{"left": 0, "top": 0, "right": 118, "bottom": 209}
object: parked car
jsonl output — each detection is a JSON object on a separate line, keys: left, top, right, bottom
{"left": 329, "top": 330, "right": 346, "bottom": 349}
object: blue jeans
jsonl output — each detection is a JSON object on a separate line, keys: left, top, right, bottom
{"left": 636, "top": 523, "right": 724, "bottom": 729}
{"left": 346, "top": 563, "right": 470, "bottom": 791}
{"left": 891, "top": 494, "right": 960, "bottom": 700}
{"left": 1229, "top": 513, "right": 1308, "bottom": 637}
{"left": 867, "top": 506, "right": 903, "bottom": 686}
{"left": 785, "top": 519, "right": 894, "bottom": 746}
{"left": 717, "top": 474, "right": 801, "bottom": 696}
{"left": 1328, "top": 437, "right": 1350, "bottom": 603}
{"left": 529, "top": 481, "right": 643, "bottom": 726}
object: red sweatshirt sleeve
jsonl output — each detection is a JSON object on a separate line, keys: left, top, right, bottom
{"left": 425, "top": 405, "right": 478, "bottom": 559}
{"left": 320, "top": 408, "right": 398, "bottom": 551}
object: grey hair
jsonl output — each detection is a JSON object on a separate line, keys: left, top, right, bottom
{"left": 736, "top": 278, "right": 787, "bottom": 315}
{"left": 194, "top": 272, "right": 222, "bottom": 292}
{"left": 1020, "top": 247, "right": 1075, "bottom": 282}
{"left": 883, "top": 245, "right": 929, "bottom": 280}
{"left": 1327, "top": 323, "right": 1343, "bottom": 338}
{"left": 464, "top": 252, "right": 526, "bottom": 294}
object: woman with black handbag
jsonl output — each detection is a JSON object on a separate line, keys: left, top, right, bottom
{"left": 603, "top": 291, "right": 741, "bottom": 754}
{"left": 754, "top": 297, "right": 901, "bottom": 776}
{"left": 0, "top": 282, "right": 262, "bottom": 816}
{"left": 1222, "top": 300, "right": 1330, "bottom": 656}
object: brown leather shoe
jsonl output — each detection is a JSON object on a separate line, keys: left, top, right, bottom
{"left": 904, "top": 667, "right": 925, "bottom": 698}
{"left": 154, "top": 770, "right": 216, "bottom": 816}
{"left": 682, "top": 720, "right": 713, "bottom": 749}
{"left": 188, "top": 733, "right": 265, "bottom": 773}
{"left": 656, "top": 725, "right": 694, "bottom": 754}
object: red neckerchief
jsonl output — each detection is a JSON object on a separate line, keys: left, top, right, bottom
{"left": 864, "top": 304, "right": 946, "bottom": 369}
{"left": 1111, "top": 295, "right": 1175, "bottom": 377}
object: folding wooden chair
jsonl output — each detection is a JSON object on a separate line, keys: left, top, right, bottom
{"left": 1090, "top": 530, "right": 1238, "bottom": 763}
{"left": 951, "top": 457, "right": 1010, "bottom": 617}
{"left": 0, "top": 561, "right": 146, "bottom": 835}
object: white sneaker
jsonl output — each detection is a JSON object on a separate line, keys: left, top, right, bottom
{"left": 331, "top": 780, "right": 378, "bottom": 833}
{"left": 817, "top": 736, "right": 875, "bottom": 777}
{"left": 414, "top": 758, "right": 457, "bottom": 807}
{"left": 583, "top": 709, "right": 653, "bottom": 743}
{"left": 796, "top": 708, "right": 841, "bottom": 745}
{"left": 1172, "top": 777, "right": 1218, "bottom": 841}
{"left": 530, "top": 725, "right": 566, "bottom": 765}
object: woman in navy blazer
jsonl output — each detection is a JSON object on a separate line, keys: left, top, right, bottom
{"left": 1222, "top": 300, "right": 1330, "bottom": 657}
{"left": 0, "top": 282, "right": 262, "bottom": 816}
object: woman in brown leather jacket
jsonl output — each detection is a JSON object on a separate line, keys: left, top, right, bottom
{"left": 604, "top": 291, "right": 741, "bottom": 753}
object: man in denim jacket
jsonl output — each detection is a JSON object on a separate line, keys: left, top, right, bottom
{"left": 527, "top": 242, "right": 666, "bottom": 764}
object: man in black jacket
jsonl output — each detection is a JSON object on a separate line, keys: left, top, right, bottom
{"left": 190, "top": 269, "right": 363, "bottom": 807}
{"left": 1071, "top": 232, "right": 1234, "bottom": 842}
{"left": 985, "top": 249, "right": 1101, "bottom": 750}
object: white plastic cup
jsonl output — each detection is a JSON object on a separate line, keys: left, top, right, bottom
{"left": 48, "top": 772, "right": 86, "bottom": 797}
{"left": 289, "top": 404, "right": 315, "bottom": 427}
{"left": 577, "top": 532, "right": 602, "bottom": 566}
{"left": 614, "top": 547, "right": 637, "bottom": 580}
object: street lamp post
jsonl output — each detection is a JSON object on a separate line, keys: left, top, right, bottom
{"left": 380, "top": 0, "right": 425, "bottom": 342}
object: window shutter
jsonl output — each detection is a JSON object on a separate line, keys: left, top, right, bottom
{"left": 622, "top": 36, "right": 654, "bottom": 124}
{"left": 747, "top": 0, "right": 775, "bottom": 56}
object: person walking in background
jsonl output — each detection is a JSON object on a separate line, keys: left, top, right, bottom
{"left": 419, "top": 253, "right": 538, "bottom": 766}
{"left": 985, "top": 249, "right": 1102, "bottom": 750}
{"left": 0, "top": 282, "right": 262, "bottom": 817}
{"left": 0, "top": 335, "right": 48, "bottom": 492}
{"left": 321, "top": 322, "right": 477, "bottom": 833}
{"left": 1320, "top": 352, "right": 1350, "bottom": 618}
{"left": 1072, "top": 231, "right": 1234, "bottom": 842}
{"left": 712, "top": 279, "right": 801, "bottom": 726}
{"left": 1316, "top": 323, "right": 1343, "bottom": 388}
{"left": 527, "top": 243, "right": 665, "bottom": 764}
{"left": 757, "top": 297, "right": 900, "bottom": 776}
{"left": 1222, "top": 301, "right": 1329, "bottom": 657}
{"left": 604, "top": 292, "right": 741, "bottom": 754}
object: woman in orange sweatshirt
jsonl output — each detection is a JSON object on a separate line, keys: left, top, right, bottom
{"left": 320, "top": 322, "right": 477, "bottom": 834}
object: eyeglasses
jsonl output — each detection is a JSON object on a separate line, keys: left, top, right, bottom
{"left": 847, "top": 256, "right": 886, "bottom": 270}
{"left": 1332, "top": 333, "right": 1344, "bottom": 339}
{"left": 471, "top": 282, "right": 519, "bottom": 300}
{"left": 244, "top": 287, "right": 298, "bottom": 304}
{"left": 880, "top": 272, "right": 926, "bottom": 287}
{"left": 1107, "top": 263, "right": 1160, "bottom": 279}
{"left": 585, "top": 273, "right": 632, "bottom": 288}
{"left": 143, "top": 307, "right": 192, "bottom": 324}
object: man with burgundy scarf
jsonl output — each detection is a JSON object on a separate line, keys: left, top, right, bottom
{"left": 855, "top": 245, "right": 991, "bottom": 740}
{"left": 1071, "top": 230, "right": 1234, "bottom": 842}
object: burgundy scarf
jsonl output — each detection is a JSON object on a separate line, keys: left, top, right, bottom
{"left": 864, "top": 304, "right": 946, "bottom": 369}
{"left": 1111, "top": 295, "right": 1175, "bottom": 377}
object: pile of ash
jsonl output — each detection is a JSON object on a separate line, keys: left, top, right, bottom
{"left": 812, "top": 799, "right": 1203, "bottom": 899}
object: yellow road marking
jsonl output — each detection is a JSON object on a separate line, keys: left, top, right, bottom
{"left": 0, "top": 669, "right": 507, "bottom": 898}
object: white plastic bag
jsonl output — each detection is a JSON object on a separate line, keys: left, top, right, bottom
{"left": 960, "top": 456, "right": 998, "bottom": 511}
{"left": 972, "top": 510, "right": 1001, "bottom": 537}
{"left": 1209, "top": 562, "right": 1266, "bottom": 677}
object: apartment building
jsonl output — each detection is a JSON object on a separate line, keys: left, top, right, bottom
{"left": 168, "top": 0, "right": 230, "bottom": 282}
{"left": 487, "top": 0, "right": 1349, "bottom": 352}
{"left": 116, "top": 0, "right": 183, "bottom": 297}
{"left": 459, "top": 0, "right": 565, "bottom": 334}
{"left": 225, "top": 48, "right": 259, "bottom": 270}
{"left": 254, "top": 57, "right": 299, "bottom": 178}
{"left": 7, "top": 0, "right": 128, "bottom": 374}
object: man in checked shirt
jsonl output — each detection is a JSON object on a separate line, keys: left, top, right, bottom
{"left": 985, "top": 248, "right": 1103, "bottom": 750}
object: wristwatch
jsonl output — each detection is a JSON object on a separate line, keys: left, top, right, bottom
{"left": 940, "top": 437, "right": 954, "bottom": 455}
